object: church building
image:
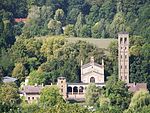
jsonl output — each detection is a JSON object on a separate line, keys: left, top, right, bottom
{"left": 57, "top": 57, "right": 105, "bottom": 100}
{"left": 21, "top": 32, "right": 147, "bottom": 103}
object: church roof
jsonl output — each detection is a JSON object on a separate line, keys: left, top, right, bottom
{"left": 82, "top": 62, "right": 102, "bottom": 69}
{"left": 83, "top": 70, "right": 103, "bottom": 75}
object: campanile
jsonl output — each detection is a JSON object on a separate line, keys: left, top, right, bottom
{"left": 118, "top": 32, "right": 129, "bottom": 83}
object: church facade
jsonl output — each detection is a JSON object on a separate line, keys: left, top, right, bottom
{"left": 57, "top": 57, "right": 105, "bottom": 100}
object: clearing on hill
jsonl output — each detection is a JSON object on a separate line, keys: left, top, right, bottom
{"left": 67, "top": 37, "right": 117, "bottom": 49}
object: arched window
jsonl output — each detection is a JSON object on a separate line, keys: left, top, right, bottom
{"left": 79, "top": 86, "right": 84, "bottom": 94}
{"left": 73, "top": 86, "right": 78, "bottom": 94}
{"left": 120, "top": 38, "right": 123, "bottom": 44}
{"left": 90, "top": 77, "right": 95, "bottom": 83}
{"left": 67, "top": 87, "right": 72, "bottom": 93}
{"left": 124, "top": 38, "right": 127, "bottom": 44}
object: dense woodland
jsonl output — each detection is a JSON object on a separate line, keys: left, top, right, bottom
{"left": 0, "top": 0, "right": 150, "bottom": 112}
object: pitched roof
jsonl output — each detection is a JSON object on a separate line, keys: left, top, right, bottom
{"left": 23, "top": 85, "right": 43, "bottom": 94}
{"left": 82, "top": 62, "right": 102, "bottom": 69}
{"left": 127, "top": 83, "right": 147, "bottom": 92}
{"left": 3, "top": 76, "right": 17, "bottom": 83}
{"left": 83, "top": 70, "right": 103, "bottom": 75}
{"left": 15, "top": 18, "right": 27, "bottom": 23}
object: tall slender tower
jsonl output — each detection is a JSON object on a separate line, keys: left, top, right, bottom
{"left": 118, "top": 32, "right": 129, "bottom": 83}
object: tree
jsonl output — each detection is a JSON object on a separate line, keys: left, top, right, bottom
{"left": 74, "top": 12, "right": 85, "bottom": 37}
{"left": 129, "top": 36, "right": 150, "bottom": 90}
{"left": 0, "top": 83, "right": 20, "bottom": 112}
{"left": 85, "top": 83, "right": 100, "bottom": 106}
{"left": 47, "top": 19, "right": 63, "bottom": 35}
{"left": 28, "top": 70, "right": 48, "bottom": 85}
{"left": 86, "top": 5, "right": 100, "bottom": 25}
{"left": 66, "top": 8, "right": 80, "bottom": 24}
{"left": 64, "top": 24, "right": 75, "bottom": 36}
{"left": 91, "top": 19, "right": 106, "bottom": 38}
{"left": 22, "top": 5, "right": 54, "bottom": 37}
{"left": 124, "top": 90, "right": 150, "bottom": 113}
{"left": 54, "top": 9, "right": 64, "bottom": 25}
{"left": 12, "top": 63, "right": 27, "bottom": 82}
{"left": 109, "top": 12, "right": 128, "bottom": 38}
{"left": 104, "top": 76, "right": 131, "bottom": 110}
{"left": 80, "top": 25, "right": 91, "bottom": 37}
{"left": 40, "top": 85, "right": 64, "bottom": 107}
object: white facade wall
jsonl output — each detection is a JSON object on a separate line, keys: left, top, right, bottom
{"left": 24, "top": 93, "right": 40, "bottom": 103}
{"left": 81, "top": 63, "right": 104, "bottom": 83}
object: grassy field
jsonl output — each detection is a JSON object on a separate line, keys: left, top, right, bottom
{"left": 34, "top": 35, "right": 117, "bottom": 49}
{"left": 66, "top": 37, "right": 117, "bottom": 49}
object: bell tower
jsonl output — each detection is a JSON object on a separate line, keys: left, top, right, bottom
{"left": 118, "top": 32, "right": 129, "bottom": 83}
{"left": 57, "top": 77, "right": 67, "bottom": 99}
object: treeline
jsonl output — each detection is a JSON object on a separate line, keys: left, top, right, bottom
{"left": 0, "top": 0, "right": 28, "bottom": 48}
{"left": 0, "top": 0, "right": 149, "bottom": 47}
{"left": 0, "top": 0, "right": 149, "bottom": 49}
{"left": 21, "top": 0, "right": 150, "bottom": 38}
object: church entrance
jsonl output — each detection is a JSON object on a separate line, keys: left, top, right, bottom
{"left": 90, "top": 77, "right": 95, "bottom": 83}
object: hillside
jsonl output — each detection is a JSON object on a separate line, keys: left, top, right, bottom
{"left": 67, "top": 37, "right": 116, "bottom": 49}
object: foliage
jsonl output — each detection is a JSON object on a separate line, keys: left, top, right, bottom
{"left": 64, "top": 24, "right": 75, "bottom": 36}
{"left": 47, "top": 19, "right": 63, "bottom": 35}
{"left": 129, "top": 36, "right": 150, "bottom": 90}
{"left": 22, "top": 5, "right": 54, "bottom": 37}
{"left": 12, "top": 63, "right": 27, "bottom": 82}
{"left": 28, "top": 70, "right": 49, "bottom": 85}
{"left": 85, "top": 83, "right": 101, "bottom": 106}
{"left": 54, "top": 9, "right": 65, "bottom": 25}
{"left": 103, "top": 76, "right": 131, "bottom": 110}
{"left": 40, "top": 85, "right": 64, "bottom": 107}
{"left": 91, "top": 19, "right": 107, "bottom": 38}
{"left": 0, "top": 82, "right": 21, "bottom": 112}
{"left": 109, "top": 12, "right": 129, "bottom": 38}
{"left": 124, "top": 90, "right": 150, "bottom": 112}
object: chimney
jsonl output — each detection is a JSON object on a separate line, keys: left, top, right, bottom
{"left": 34, "top": 83, "right": 37, "bottom": 86}
{"left": 102, "top": 59, "right": 104, "bottom": 67}
{"left": 90, "top": 56, "right": 94, "bottom": 63}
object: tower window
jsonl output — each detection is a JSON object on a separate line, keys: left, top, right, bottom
{"left": 125, "top": 65, "right": 127, "bottom": 69}
{"left": 125, "top": 76, "right": 127, "bottom": 80}
{"left": 124, "top": 38, "right": 127, "bottom": 44}
{"left": 61, "top": 81, "right": 63, "bottom": 83}
{"left": 125, "top": 55, "right": 127, "bottom": 59}
{"left": 121, "top": 65, "right": 122, "bottom": 69}
{"left": 120, "top": 76, "right": 122, "bottom": 79}
{"left": 120, "top": 38, "right": 123, "bottom": 44}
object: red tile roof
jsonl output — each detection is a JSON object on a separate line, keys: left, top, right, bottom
{"left": 15, "top": 18, "right": 27, "bottom": 23}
